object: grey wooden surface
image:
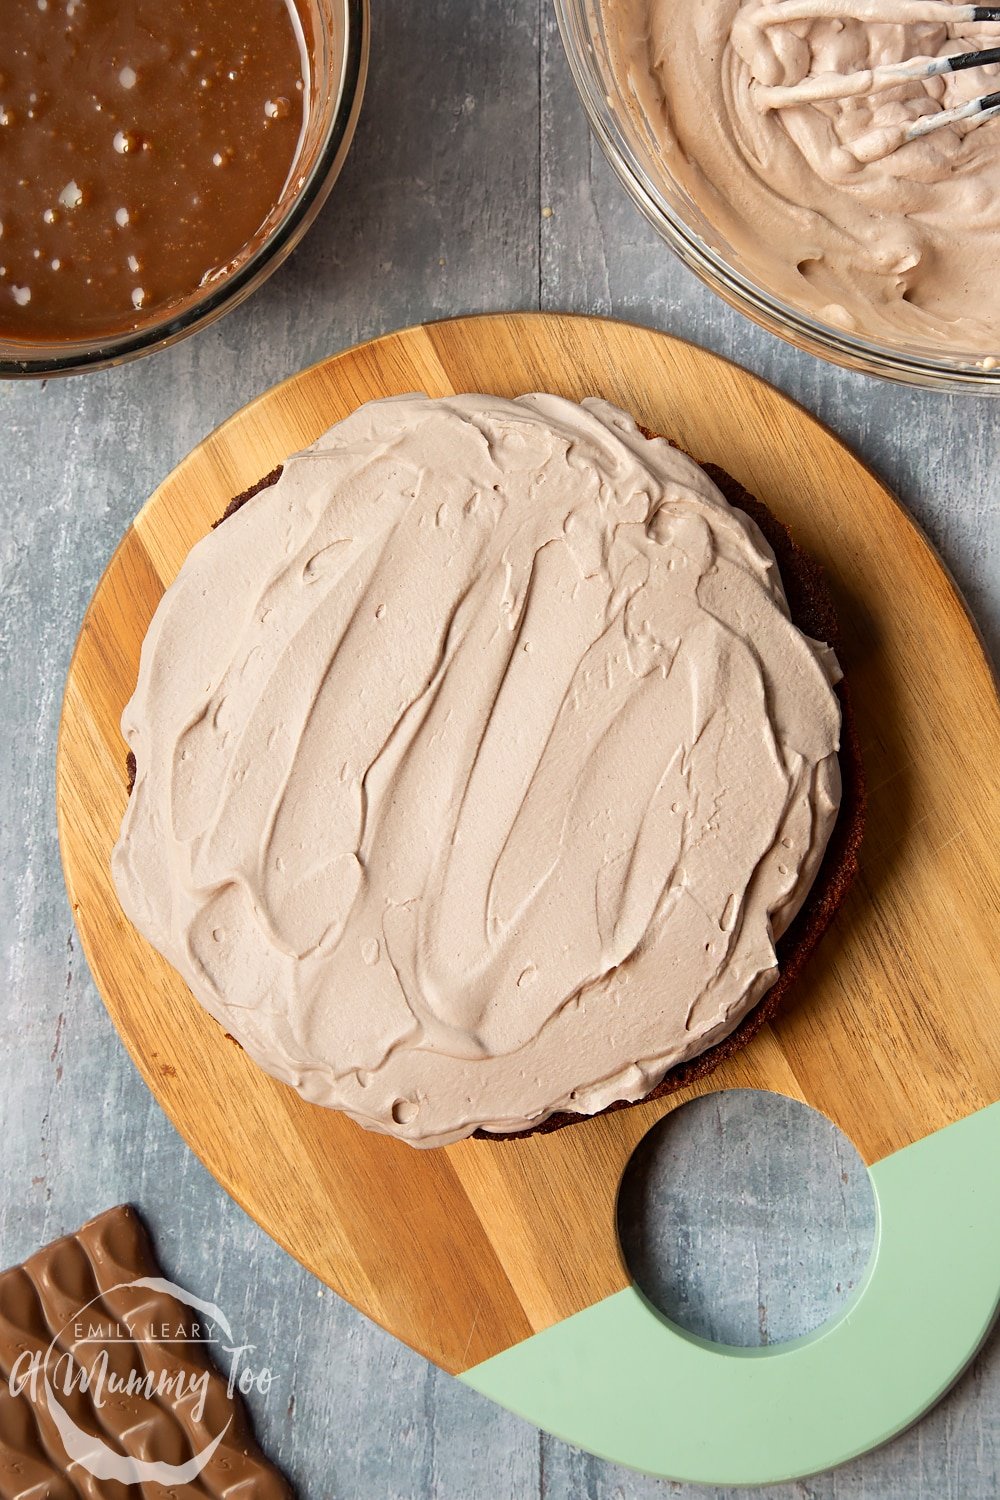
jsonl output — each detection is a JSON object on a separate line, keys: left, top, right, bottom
{"left": 1, "top": 2, "right": 998, "bottom": 1495}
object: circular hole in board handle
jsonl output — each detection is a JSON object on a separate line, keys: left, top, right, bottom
{"left": 616, "top": 1090, "right": 876, "bottom": 1348}
{"left": 460, "top": 1095, "right": 1000, "bottom": 1486}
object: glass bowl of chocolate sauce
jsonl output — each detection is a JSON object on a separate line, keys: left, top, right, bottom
{"left": 0, "top": 0, "right": 368, "bottom": 377}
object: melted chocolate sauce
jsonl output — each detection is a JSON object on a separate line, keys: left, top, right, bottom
{"left": 0, "top": 0, "right": 308, "bottom": 342}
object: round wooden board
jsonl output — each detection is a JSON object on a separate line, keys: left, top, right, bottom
{"left": 57, "top": 313, "right": 1000, "bottom": 1376}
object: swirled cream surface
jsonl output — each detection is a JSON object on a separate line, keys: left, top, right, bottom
{"left": 113, "top": 394, "right": 842, "bottom": 1147}
{"left": 607, "top": 0, "right": 1000, "bottom": 353}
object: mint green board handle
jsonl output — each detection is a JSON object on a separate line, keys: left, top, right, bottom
{"left": 460, "top": 1101, "right": 1000, "bottom": 1487}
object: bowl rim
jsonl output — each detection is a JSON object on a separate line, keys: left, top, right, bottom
{"left": 0, "top": 0, "right": 369, "bottom": 379}
{"left": 553, "top": 0, "right": 1000, "bottom": 394}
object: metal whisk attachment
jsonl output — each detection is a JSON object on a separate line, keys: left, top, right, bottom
{"left": 750, "top": 1, "right": 1000, "bottom": 159}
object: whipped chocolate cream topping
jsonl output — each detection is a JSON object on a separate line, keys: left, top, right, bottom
{"left": 606, "top": 0, "right": 1000, "bottom": 353}
{"left": 113, "top": 394, "right": 842, "bottom": 1147}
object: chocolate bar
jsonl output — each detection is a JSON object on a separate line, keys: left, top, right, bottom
{"left": 0, "top": 1205, "right": 292, "bottom": 1498}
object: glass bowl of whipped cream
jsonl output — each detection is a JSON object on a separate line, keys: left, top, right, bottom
{"left": 555, "top": 0, "right": 1000, "bottom": 391}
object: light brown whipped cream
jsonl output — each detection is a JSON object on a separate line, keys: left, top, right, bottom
{"left": 606, "top": 0, "right": 1000, "bottom": 353}
{"left": 113, "top": 394, "right": 842, "bottom": 1147}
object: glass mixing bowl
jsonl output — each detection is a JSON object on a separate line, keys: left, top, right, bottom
{"left": 554, "top": 0, "right": 1000, "bottom": 393}
{"left": 0, "top": 0, "right": 369, "bottom": 379}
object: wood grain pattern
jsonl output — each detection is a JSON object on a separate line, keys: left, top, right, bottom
{"left": 56, "top": 313, "right": 1000, "bottom": 1376}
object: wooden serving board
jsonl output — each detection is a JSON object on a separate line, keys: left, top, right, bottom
{"left": 57, "top": 315, "right": 1000, "bottom": 1486}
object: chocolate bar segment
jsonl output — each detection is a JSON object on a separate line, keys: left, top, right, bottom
{"left": 0, "top": 1204, "right": 292, "bottom": 1498}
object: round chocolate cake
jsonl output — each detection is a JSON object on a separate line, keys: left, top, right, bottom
{"left": 113, "top": 394, "right": 863, "bottom": 1147}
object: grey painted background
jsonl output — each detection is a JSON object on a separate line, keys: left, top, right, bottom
{"left": 1, "top": 3, "right": 997, "bottom": 1496}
